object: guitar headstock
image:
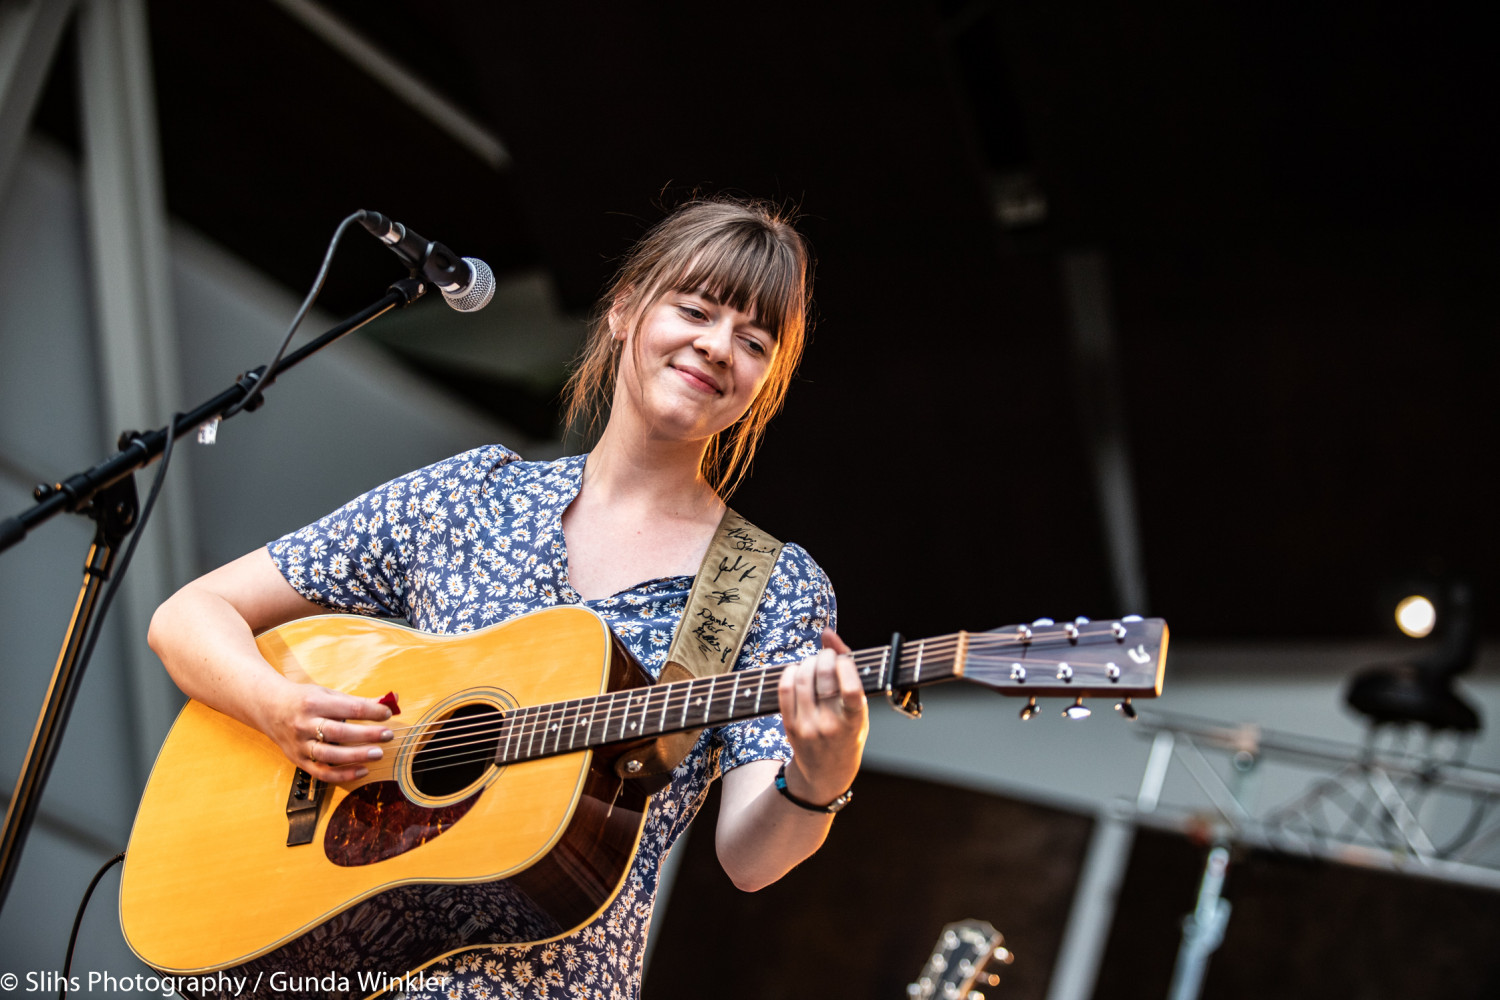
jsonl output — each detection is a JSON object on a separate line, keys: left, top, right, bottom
{"left": 955, "top": 617, "right": 1167, "bottom": 719}
{"left": 906, "top": 919, "right": 1012, "bottom": 999}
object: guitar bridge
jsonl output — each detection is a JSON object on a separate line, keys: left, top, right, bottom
{"left": 285, "top": 767, "right": 324, "bottom": 846}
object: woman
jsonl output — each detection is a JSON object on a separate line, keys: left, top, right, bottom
{"left": 148, "top": 196, "right": 867, "bottom": 999}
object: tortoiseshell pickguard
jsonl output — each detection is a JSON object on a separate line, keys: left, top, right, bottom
{"left": 324, "top": 782, "right": 479, "bottom": 866}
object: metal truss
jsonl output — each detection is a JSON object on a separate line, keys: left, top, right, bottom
{"left": 1134, "top": 709, "right": 1500, "bottom": 891}
{"left": 1120, "top": 710, "right": 1500, "bottom": 1000}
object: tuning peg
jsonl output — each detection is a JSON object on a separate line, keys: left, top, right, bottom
{"left": 1115, "top": 697, "right": 1137, "bottom": 720}
{"left": 1019, "top": 697, "right": 1039, "bottom": 721}
{"left": 1031, "top": 617, "right": 1055, "bottom": 626}
{"left": 1063, "top": 697, "right": 1091, "bottom": 720}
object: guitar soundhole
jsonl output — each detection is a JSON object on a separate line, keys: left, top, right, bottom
{"left": 410, "top": 702, "right": 501, "bottom": 798}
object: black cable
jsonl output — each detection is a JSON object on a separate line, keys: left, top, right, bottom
{"left": 223, "top": 210, "right": 364, "bottom": 419}
{"left": 60, "top": 851, "right": 125, "bottom": 1000}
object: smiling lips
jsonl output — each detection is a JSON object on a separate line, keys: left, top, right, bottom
{"left": 672, "top": 364, "right": 722, "bottom": 394}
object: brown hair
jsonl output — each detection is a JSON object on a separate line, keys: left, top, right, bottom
{"left": 562, "top": 196, "right": 813, "bottom": 497}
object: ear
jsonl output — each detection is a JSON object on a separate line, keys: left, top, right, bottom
{"left": 608, "top": 287, "right": 635, "bottom": 342}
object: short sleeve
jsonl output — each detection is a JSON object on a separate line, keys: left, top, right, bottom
{"left": 713, "top": 542, "right": 837, "bottom": 771}
{"left": 266, "top": 444, "right": 520, "bottom": 619}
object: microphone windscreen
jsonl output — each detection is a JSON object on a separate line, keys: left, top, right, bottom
{"left": 443, "top": 257, "right": 495, "bottom": 312}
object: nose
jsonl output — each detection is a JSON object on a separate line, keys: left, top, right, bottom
{"left": 693, "top": 317, "right": 734, "bottom": 366}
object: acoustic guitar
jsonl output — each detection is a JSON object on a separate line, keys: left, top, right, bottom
{"left": 119, "top": 606, "right": 1165, "bottom": 998}
{"left": 907, "top": 919, "right": 1013, "bottom": 999}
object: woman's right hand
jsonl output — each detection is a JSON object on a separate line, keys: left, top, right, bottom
{"left": 254, "top": 679, "right": 395, "bottom": 783}
{"left": 150, "top": 548, "right": 395, "bottom": 784}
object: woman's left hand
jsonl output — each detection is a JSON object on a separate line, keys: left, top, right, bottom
{"left": 776, "top": 627, "right": 869, "bottom": 806}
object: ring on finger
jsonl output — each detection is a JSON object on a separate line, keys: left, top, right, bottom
{"left": 315, "top": 721, "right": 326, "bottom": 743}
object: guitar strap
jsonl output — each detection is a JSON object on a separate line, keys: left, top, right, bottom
{"left": 614, "top": 507, "right": 783, "bottom": 781}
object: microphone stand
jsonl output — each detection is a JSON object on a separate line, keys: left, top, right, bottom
{"left": 0, "top": 275, "right": 427, "bottom": 914}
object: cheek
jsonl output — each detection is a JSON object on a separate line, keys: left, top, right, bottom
{"left": 734, "top": 367, "right": 774, "bottom": 414}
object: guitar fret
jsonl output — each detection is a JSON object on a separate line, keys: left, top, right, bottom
{"left": 702, "top": 676, "right": 717, "bottom": 724}
{"left": 522, "top": 706, "right": 540, "bottom": 762}
{"left": 635, "top": 690, "right": 650, "bottom": 737}
{"left": 533, "top": 704, "right": 550, "bottom": 757}
{"left": 657, "top": 683, "right": 672, "bottom": 736}
{"left": 554, "top": 701, "right": 572, "bottom": 754}
{"left": 541, "top": 703, "right": 558, "bottom": 757}
{"left": 913, "top": 641, "right": 924, "bottom": 684}
{"left": 499, "top": 709, "right": 518, "bottom": 764}
{"left": 753, "top": 670, "right": 766, "bottom": 714}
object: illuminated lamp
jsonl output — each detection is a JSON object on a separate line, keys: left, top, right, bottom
{"left": 1345, "top": 582, "right": 1481, "bottom": 733}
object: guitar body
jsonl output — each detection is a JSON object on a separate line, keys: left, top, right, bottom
{"left": 120, "top": 606, "right": 651, "bottom": 997}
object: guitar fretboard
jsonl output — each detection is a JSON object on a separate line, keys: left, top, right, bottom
{"left": 490, "top": 634, "right": 967, "bottom": 766}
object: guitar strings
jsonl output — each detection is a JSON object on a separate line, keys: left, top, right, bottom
{"left": 372, "top": 628, "right": 1149, "bottom": 776}
{"left": 373, "top": 623, "right": 1137, "bottom": 743}
{"left": 374, "top": 628, "right": 1138, "bottom": 764}
{"left": 381, "top": 641, "right": 1128, "bottom": 773}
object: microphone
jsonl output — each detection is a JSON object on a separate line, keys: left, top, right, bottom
{"left": 357, "top": 210, "right": 495, "bottom": 312}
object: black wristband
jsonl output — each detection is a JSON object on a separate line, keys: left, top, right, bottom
{"left": 774, "top": 761, "right": 853, "bottom": 814}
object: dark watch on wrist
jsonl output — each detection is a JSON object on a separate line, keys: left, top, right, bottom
{"left": 774, "top": 761, "right": 853, "bottom": 814}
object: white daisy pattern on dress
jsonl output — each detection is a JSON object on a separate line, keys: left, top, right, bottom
{"left": 267, "top": 446, "right": 834, "bottom": 1000}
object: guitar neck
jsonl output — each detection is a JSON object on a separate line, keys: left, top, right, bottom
{"left": 493, "top": 635, "right": 952, "bottom": 766}
{"left": 491, "top": 616, "right": 1165, "bottom": 766}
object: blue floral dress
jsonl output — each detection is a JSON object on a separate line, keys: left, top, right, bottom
{"left": 267, "top": 446, "right": 835, "bottom": 1000}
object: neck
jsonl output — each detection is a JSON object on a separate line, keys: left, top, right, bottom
{"left": 586, "top": 417, "right": 720, "bottom": 514}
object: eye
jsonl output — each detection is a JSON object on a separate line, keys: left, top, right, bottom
{"left": 741, "top": 337, "right": 768, "bottom": 357}
{"left": 676, "top": 303, "right": 709, "bottom": 321}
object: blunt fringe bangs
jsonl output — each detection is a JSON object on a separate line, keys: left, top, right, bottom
{"left": 563, "top": 197, "right": 813, "bottom": 498}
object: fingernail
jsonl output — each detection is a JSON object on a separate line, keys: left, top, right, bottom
{"left": 355, "top": 767, "right": 369, "bottom": 778}
{"left": 366, "top": 747, "right": 382, "bottom": 760}
{"left": 380, "top": 729, "right": 393, "bottom": 741}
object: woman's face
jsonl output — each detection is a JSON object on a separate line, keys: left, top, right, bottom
{"left": 613, "top": 287, "right": 779, "bottom": 444}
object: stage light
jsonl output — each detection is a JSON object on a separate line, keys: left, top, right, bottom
{"left": 1395, "top": 595, "right": 1436, "bottom": 637}
{"left": 1347, "top": 581, "right": 1480, "bottom": 734}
